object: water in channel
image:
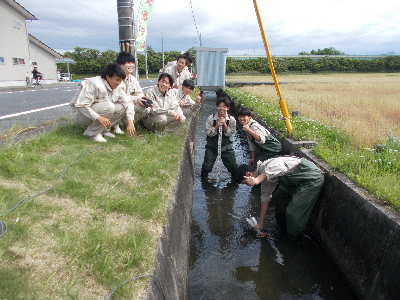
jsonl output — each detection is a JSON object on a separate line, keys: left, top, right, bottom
{"left": 186, "top": 92, "right": 359, "bottom": 300}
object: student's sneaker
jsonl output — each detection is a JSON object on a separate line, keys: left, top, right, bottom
{"left": 92, "top": 133, "right": 107, "bottom": 143}
{"left": 113, "top": 125, "right": 124, "bottom": 134}
{"left": 102, "top": 132, "right": 115, "bottom": 138}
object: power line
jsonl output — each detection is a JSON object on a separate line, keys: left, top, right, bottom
{"left": 189, "top": 0, "right": 201, "bottom": 45}
{"left": 67, "top": 0, "right": 117, "bottom": 21}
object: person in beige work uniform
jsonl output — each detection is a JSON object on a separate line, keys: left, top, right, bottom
{"left": 164, "top": 53, "right": 196, "bottom": 89}
{"left": 174, "top": 79, "right": 201, "bottom": 119}
{"left": 70, "top": 63, "right": 135, "bottom": 142}
{"left": 235, "top": 156, "right": 324, "bottom": 240}
{"left": 159, "top": 51, "right": 195, "bottom": 74}
{"left": 142, "top": 73, "right": 186, "bottom": 133}
{"left": 116, "top": 51, "right": 151, "bottom": 125}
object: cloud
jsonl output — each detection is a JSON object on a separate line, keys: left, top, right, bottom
{"left": 16, "top": 0, "right": 400, "bottom": 55}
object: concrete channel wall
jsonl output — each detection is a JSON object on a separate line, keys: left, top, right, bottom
{"left": 265, "top": 119, "right": 400, "bottom": 300}
{"left": 143, "top": 103, "right": 400, "bottom": 300}
{"left": 143, "top": 115, "right": 199, "bottom": 300}
{"left": 300, "top": 149, "right": 400, "bottom": 300}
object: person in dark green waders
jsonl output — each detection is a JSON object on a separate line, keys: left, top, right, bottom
{"left": 237, "top": 107, "right": 282, "bottom": 166}
{"left": 201, "top": 97, "right": 237, "bottom": 178}
{"left": 235, "top": 156, "right": 325, "bottom": 240}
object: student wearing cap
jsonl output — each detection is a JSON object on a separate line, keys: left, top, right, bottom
{"left": 235, "top": 156, "right": 324, "bottom": 240}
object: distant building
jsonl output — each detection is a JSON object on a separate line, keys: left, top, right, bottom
{"left": 0, "top": 0, "right": 63, "bottom": 87}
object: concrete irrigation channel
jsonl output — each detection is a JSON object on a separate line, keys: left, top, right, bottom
{"left": 143, "top": 90, "right": 400, "bottom": 300}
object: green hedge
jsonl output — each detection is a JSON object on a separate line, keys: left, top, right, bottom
{"left": 57, "top": 47, "right": 400, "bottom": 76}
{"left": 226, "top": 56, "right": 400, "bottom": 74}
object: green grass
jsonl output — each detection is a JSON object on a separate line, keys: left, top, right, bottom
{"left": 225, "top": 87, "right": 400, "bottom": 212}
{"left": 0, "top": 122, "right": 188, "bottom": 299}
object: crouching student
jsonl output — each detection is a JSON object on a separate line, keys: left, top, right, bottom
{"left": 201, "top": 97, "right": 237, "bottom": 178}
{"left": 70, "top": 63, "right": 135, "bottom": 142}
{"left": 235, "top": 156, "right": 324, "bottom": 240}
{"left": 175, "top": 79, "right": 201, "bottom": 119}
{"left": 237, "top": 107, "right": 282, "bottom": 166}
{"left": 142, "top": 73, "right": 186, "bottom": 133}
{"left": 163, "top": 53, "right": 196, "bottom": 89}
{"left": 116, "top": 51, "right": 151, "bottom": 125}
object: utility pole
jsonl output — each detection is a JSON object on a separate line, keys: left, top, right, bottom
{"left": 162, "top": 33, "right": 164, "bottom": 68}
{"left": 145, "top": 41, "right": 148, "bottom": 80}
{"left": 117, "top": 0, "right": 137, "bottom": 76}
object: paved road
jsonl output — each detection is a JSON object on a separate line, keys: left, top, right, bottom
{"left": 0, "top": 80, "right": 157, "bottom": 132}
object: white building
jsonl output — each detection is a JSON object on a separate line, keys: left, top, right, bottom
{"left": 0, "top": 0, "right": 63, "bottom": 87}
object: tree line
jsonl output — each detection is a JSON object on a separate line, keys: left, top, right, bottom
{"left": 57, "top": 46, "right": 195, "bottom": 75}
{"left": 57, "top": 46, "right": 400, "bottom": 76}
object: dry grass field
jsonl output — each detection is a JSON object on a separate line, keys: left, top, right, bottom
{"left": 234, "top": 73, "right": 400, "bottom": 146}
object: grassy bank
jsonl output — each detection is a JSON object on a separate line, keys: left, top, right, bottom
{"left": 224, "top": 73, "right": 400, "bottom": 212}
{"left": 0, "top": 123, "right": 188, "bottom": 299}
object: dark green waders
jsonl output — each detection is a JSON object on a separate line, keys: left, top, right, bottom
{"left": 201, "top": 134, "right": 237, "bottom": 176}
{"left": 272, "top": 158, "right": 324, "bottom": 240}
{"left": 252, "top": 134, "right": 283, "bottom": 167}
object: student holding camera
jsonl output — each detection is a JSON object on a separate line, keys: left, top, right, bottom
{"left": 142, "top": 73, "right": 186, "bottom": 133}
{"left": 116, "top": 52, "right": 152, "bottom": 126}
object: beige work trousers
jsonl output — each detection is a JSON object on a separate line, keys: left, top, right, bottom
{"left": 72, "top": 102, "right": 125, "bottom": 136}
{"left": 142, "top": 114, "right": 184, "bottom": 132}
{"left": 134, "top": 105, "right": 151, "bottom": 122}
{"left": 120, "top": 104, "right": 150, "bottom": 127}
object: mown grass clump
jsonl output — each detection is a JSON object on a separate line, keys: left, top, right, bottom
{"left": 225, "top": 87, "right": 400, "bottom": 212}
{"left": 0, "top": 122, "right": 188, "bottom": 299}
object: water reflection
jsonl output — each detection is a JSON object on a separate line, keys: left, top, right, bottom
{"left": 187, "top": 92, "right": 359, "bottom": 300}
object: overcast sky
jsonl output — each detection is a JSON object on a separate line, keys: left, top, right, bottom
{"left": 17, "top": 0, "right": 400, "bottom": 56}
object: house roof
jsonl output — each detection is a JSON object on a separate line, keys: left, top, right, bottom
{"left": 28, "top": 34, "right": 63, "bottom": 59}
{"left": 4, "top": 0, "right": 37, "bottom": 20}
{"left": 55, "top": 58, "right": 76, "bottom": 64}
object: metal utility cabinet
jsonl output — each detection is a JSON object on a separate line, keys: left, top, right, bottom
{"left": 193, "top": 47, "right": 228, "bottom": 91}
